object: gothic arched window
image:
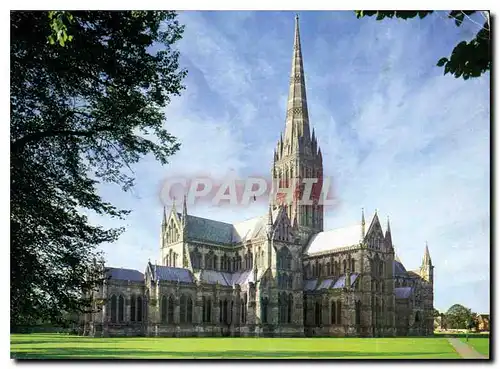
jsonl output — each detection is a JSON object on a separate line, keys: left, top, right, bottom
{"left": 278, "top": 293, "right": 283, "bottom": 323}
{"left": 240, "top": 298, "right": 245, "bottom": 324}
{"left": 161, "top": 295, "right": 167, "bottom": 323}
{"left": 223, "top": 300, "right": 228, "bottom": 324}
{"left": 261, "top": 297, "right": 269, "bottom": 324}
{"left": 118, "top": 295, "right": 125, "bottom": 322}
{"left": 205, "top": 252, "right": 214, "bottom": 270}
{"left": 343, "top": 260, "right": 347, "bottom": 274}
{"left": 288, "top": 293, "right": 293, "bottom": 324}
{"left": 136, "top": 296, "right": 142, "bottom": 322}
{"left": 180, "top": 295, "right": 187, "bottom": 323}
{"left": 130, "top": 294, "right": 136, "bottom": 322}
{"left": 202, "top": 296, "right": 206, "bottom": 322}
{"left": 314, "top": 301, "right": 321, "bottom": 326}
{"left": 278, "top": 247, "right": 292, "bottom": 271}
{"left": 336, "top": 300, "right": 342, "bottom": 325}
{"left": 351, "top": 259, "right": 355, "bottom": 273}
{"left": 331, "top": 300, "right": 336, "bottom": 324}
{"left": 202, "top": 297, "right": 212, "bottom": 323}
{"left": 355, "top": 300, "right": 361, "bottom": 325}
{"left": 327, "top": 262, "right": 331, "bottom": 276}
{"left": 110, "top": 295, "right": 117, "bottom": 323}
{"left": 187, "top": 296, "right": 193, "bottom": 323}
{"left": 168, "top": 296, "right": 174, "bottom": 323}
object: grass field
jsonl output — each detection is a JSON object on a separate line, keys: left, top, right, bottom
{"left": 459, "top": 336, "right": 490, "bottom": 357}
{"left": 11, "top": 334, "right": 464, "bottom": 359}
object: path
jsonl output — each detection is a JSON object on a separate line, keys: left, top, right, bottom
{"left": 447, "top": 337, "right": 487, "bottom": 359}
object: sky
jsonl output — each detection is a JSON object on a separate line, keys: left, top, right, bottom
{"left": 91, "top": 11, "right": 490, "bottom": 314}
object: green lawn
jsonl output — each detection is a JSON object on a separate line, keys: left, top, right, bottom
{"left": 459, "top": 337, "right": 490, "bottom": 357}
{"left": 11, "top": 334, "right": 462, "bottom": 359}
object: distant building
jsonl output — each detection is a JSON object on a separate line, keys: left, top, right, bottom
{"left": 83, "top": 15, "right": 434, "bottom": 338}
{"left": 476, "top": 314, "right": 490, "bottom": 332}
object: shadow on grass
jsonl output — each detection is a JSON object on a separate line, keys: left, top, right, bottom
{"left": 11, "top": 340, "right": 87, "bottom": 346}
{"left": 440, "top": 334, "right": 490, "bottom": 339}
{"left": 11, "top": 347, "right": 458, "bottom": 359}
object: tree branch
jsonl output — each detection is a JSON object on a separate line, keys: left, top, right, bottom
{"left": 11, "top": 126, "right": 114, "bottom": 153}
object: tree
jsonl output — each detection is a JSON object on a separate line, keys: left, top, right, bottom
{"left": 445, "top": 304, "right": 473, "bottom": 329}
{"left": 11, "top": 11, "right": 187, "bottom": 328}
{"left": 433, "top": 308, "right": 440, "bottom": 317}
{"left": 354, "top": 11, "right": 491, "bottom": 80}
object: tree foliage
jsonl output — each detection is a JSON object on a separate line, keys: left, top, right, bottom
{"left": 354, "top": 10, "right": 491, "bottom": 80}
{"left": 445, "top": 304, "right": 474, "bottom": 329}
{"left": 11, "top": 11, "right": 187, "bottom": 328}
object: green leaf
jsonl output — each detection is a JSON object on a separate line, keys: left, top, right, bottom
{"left": 437, "top": 57, "right": 448, "bottom": 67}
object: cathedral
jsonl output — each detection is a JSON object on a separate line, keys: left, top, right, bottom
{"left": 83, "top": 16, "right": 434, "bottom": 338}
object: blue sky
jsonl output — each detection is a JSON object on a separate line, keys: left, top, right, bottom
{"left": 92, "top": 11, "right": 490, "bottom": 314}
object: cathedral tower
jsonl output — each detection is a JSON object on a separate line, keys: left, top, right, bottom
{"left": 420, "top": 242, "right": 434, "bottom": 284}
{"left": 272, "top": 15, "right": 323, "bottom": 244}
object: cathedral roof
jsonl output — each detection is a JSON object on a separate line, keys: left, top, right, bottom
{"left": 305, "top": 224, "right": 363, "bottom": 254}
{"left": 105, "top": 267, "right": 144, "bottom": 282}
{"left": 193, "top": 268, "right": 264, "bottom": 287}
{"left": 394, "top": 286, "right": 413, "bottom": 299}
{"left": 304, "top": 211, "right": 387, "bottom": 255}
{"left": 393, "top": 260, "right": 408, "bottom": 277}
{"left": 407, "top": 270, "right": 421, "bottom": 279}
{"left": 232, "top": 211, "right": 277, "bottom": 242}
{"left": 182, "top": 214, "right": 235, "bottom": 245}
{"left": 180, "top": 209, "right": 281, "bottom": 245}
{"left": 150, "top": 264, "right": 194, "bottom": 283}
{"left": 304, "top": 273, "right": 359, "bottom": 291}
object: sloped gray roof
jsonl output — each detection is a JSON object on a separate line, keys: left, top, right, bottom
{"left": 408, "top": 270, "right": 421, "bottom": 279}
{"left": 393, "top": 260, "right": 408, "bottom": 277}
{"left": 194, "top": 270, "right": 231, "bottom": 286}
{"left": 395, "top": 286, "right": 413, "bottom": 299}
{"left": 193, "top": 269, "right": 258, "bottom": 287}
{"left": 304, "top": 273, "right": 359, "bottom": 291}
{"left": 304, "top": 279, "right": 318, "bottom": 291}
{"left": 179, "top": 209, "right": 280, "bottom": 245}
{"left": 332, "top": 273, "right": 359, "bottom": 289}
{"left": 151, "top": 265, "right": 194, "bottom": 283}
{"left": 316, "top": 278, "right": 334, "bottom": 290}
{"left": 105, "top": 267, "right": 144, "bottom": 282}
{"left": 184, "top": 214, "right": 235, "bottom": 245}
{"left": 230, "top": 270, "right": 255, "bottom": 285}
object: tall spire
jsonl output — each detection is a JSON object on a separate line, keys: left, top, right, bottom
{"left": 385, "top": 216, "right": 393, "bottom": 249}
{"left": 162, "top": 206, "right": 167, "bottom": 226}
{"left": 423, "top": 242, "right": 432, "bottom": 266}
{"left": 361, "top": 208, "right": 366, "bottom": 239}
{"left": 182, "top": 195, "right": 188, "bottom": 226}
{"left": 171, "top": 197, "right": 177, "bottom": 214}
{"left": 283, "top": 14, "right": 310, "bottom": 149}
{"left": 266, "top": 203, "right": 274, "bottom": 240}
